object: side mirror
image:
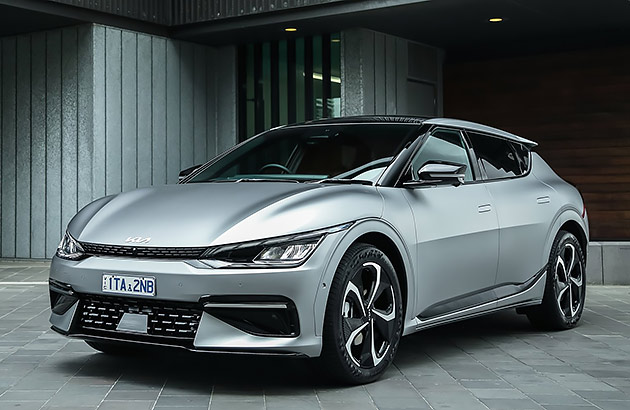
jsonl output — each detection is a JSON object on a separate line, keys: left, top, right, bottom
{"left": 178, "top": 164, "right": 202, "bottom": 182}
{"left": 403, "top": 162, "right": 467, "bottom": 187}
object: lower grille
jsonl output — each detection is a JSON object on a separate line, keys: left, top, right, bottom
{"left": 81, "top": 242, "right": 207, "bottom": 259}
{"left": 76, "top": 295, "right": 202, "bottom": 344}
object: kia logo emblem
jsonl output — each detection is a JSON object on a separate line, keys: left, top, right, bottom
{"left": 125, "top": 236, "right": 151, "bottom": 244}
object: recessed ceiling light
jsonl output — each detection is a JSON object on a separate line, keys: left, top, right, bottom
{"left": 489, "top": 17, "right": 503, "bottom": 23}
{"left": 285, "top": 27, "right": 298, "bottom": 32}
{"left": 331, "top": 39, "right": 341, "bottom": 43}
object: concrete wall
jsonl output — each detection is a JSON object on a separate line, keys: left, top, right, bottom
{"left": 0, "top": 24, "right": 237, "bottom": 258}
{"left": 91, "top": 25, "right": 236, "bottom": 197}
{"left": 587, "top": 243, "right": 630, "bottom": 285}
{"left": 0, "top": 26, "right": 94, "bottom": 259}
{"left": 341, "top": 28, "right": 443, "bottom": 117}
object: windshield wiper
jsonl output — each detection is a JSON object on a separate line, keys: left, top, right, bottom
{"left": 234, "top": 178, "right": 301, "bottom": 183}
{"left": 315, "top": 178, "right": 373, "bottom": 186}
{"left": 190, "top": 178, "right": 301, "bottom": 184}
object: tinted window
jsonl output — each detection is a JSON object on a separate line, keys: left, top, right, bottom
{"left": 511, "top": 142, "right": 531, "bottom": 174}
{"left": 410, "top": 129, "right": 473, "bottom": 182}
{"left": 467, "top": 132, "right": 521, "bottom": 179}
{"left": 187, "top": 124, "right": 419, "bottom": 183}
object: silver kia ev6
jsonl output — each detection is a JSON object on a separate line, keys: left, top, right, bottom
{"left": 49, "top": 116, "right": 589, "bottom": 384}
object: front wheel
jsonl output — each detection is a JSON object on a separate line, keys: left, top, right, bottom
{"left": 526, "top": 230, "right": 586, "bottom": 330}
{"left": 319, "top": 243, "right": 403, "bottom": 384}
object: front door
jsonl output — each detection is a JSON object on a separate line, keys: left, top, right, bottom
{"left": 401, "top": 128, "right": 499, "bottom": 319}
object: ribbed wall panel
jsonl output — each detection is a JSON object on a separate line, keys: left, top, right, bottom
{"left": 50, "top": 0, "right": 171, "bottom": 24}
{"left": 341, "top": 28, "right": 443, "bottom": 117}
{"left": 171, "top": 0, "right": 343, "bottom": 24}
{"left": 0, "top": 27, "right": 92, "bottom": 258}
{"left": 0, "top": 24, "right": 237, "bottom": 258}
{"left": 48, "top": 0, "right": 343, "bottom": 25}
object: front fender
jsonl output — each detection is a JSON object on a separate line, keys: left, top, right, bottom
{"left": 312, "top": 218, "right": 416, "bottom": 337}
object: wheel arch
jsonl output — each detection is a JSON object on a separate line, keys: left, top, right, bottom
{"left": 559, "top": 220, "right": 588, "bottom": 256}
{"left": 352, "top": 232, "right": 408, "bottom": 319}
{"left": 543, "top": 209, "right": 589, "bottom": 270}
{"left": 313, "top": 218, "right": 416, "bottom": 338}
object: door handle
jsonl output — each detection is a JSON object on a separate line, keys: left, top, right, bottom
{"left": 537, "top": 196, "right": 550, "bottom": 204}
{"left": 478, "top": 204, "right": 492, "bottom": 213}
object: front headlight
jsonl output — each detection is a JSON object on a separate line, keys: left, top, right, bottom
{"left": 56, "top": 231, "right": 86, "bottom": 261}
{"left": 201, "top": 222, "right": 353, "bottom": 268}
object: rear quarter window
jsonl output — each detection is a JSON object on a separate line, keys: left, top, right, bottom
{"left": 466, "top": 131, "right": 525, "bottom": 179}
{"left": 511, "top": 141, "right": 531, "bottom": 174}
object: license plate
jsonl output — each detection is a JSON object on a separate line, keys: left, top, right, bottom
{"left": 102, "top": 274, "right": 155, "bottom": 297}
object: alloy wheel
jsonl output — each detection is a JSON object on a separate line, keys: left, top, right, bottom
{"left": 554, "top": 242, "right": 584, "bottom": 318}
{"left": 341, "top": 261, "right": 397, "bottom": 368}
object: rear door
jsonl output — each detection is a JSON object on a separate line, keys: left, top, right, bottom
{"left": 466, "top": 131, "right": 554, "bottom": 290}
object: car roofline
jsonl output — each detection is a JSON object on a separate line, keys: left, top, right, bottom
{"left": 423, "top": 118, "right": 537, "bottom": 148}
{"left": 282, "top": 115, "right": 537, "bottom": 148}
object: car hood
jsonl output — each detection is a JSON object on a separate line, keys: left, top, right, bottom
{"left": 68, "top": 182, "right": 383, "bottom": 247}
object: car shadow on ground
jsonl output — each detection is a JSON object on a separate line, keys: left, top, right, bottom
{"left": 55, "top": 309, "right": 541, "bottom": 393}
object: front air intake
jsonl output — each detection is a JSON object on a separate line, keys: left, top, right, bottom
{"left": 202, "top": 296, "right": 300, "bottom": 337}
{"left": 74, "top": 295, "right": 202, "bottom": 346}
{"left": 81, "top": 242, "right": 207, "bottom": 259}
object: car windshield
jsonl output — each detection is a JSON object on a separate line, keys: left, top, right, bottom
{"left": 187, "top": 124, "right": 420, "bottom": 184}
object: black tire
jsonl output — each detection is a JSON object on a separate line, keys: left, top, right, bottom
{"left": 85, "top": 340, "right": 141, "bottom": 355}
{"left": 526, "top": 230, "right": 586, "bottom": 330}
{"left": 319, "top": 243, "right": 404, "bottom": 385}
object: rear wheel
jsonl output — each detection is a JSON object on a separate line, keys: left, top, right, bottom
{"left": 526, "top": 230, "right": 586, "bottom": 329}
{"left": 319, "top": 243, "right": 403, "bottom": 385}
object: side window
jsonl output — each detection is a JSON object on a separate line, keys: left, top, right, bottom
{"left": 511, "top": 142, "right": 531, "bottom": 174}
{"left": 467, "top": 132, "right": 521, "bottom": 179}
{"left": 410, "top": 129, "right": 473, "bottom": 182}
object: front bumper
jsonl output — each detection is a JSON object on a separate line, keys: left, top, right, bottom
{"left": 49, "top": 234, "right": 342, "bottom": 357}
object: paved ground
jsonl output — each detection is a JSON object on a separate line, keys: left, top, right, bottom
{"left": 1, "top": 261, "right": 630, "bottom": 410}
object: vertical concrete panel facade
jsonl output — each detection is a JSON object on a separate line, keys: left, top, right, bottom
{"left": 0, "top": 24, "right": 237, "bottom": 258}
{"left": 45, "top": 31, "right": 63, "bottom": 258}
{"left": 1, "top": 38, "right": 17, "bottom": 257}
{"left": 340, "top": 28, "right": 442, "bottom": 117}
{"left": 61, "top": 28, "right": 79, "bottom": 241}
{"left": 30, "top": 33, "right": 47, "bottom": 258}
{"left": 121, "top": 30, "right": 138, "bottom": 193}
{"left": 15, "top": 37, "right": 31, "bottom": 259}
{"left": 214, "top": 46, "right": 237, "bottom": 155}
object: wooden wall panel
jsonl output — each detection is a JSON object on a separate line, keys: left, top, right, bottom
{"left": 445, "top": 46, "right": 630, "bottom": 240}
